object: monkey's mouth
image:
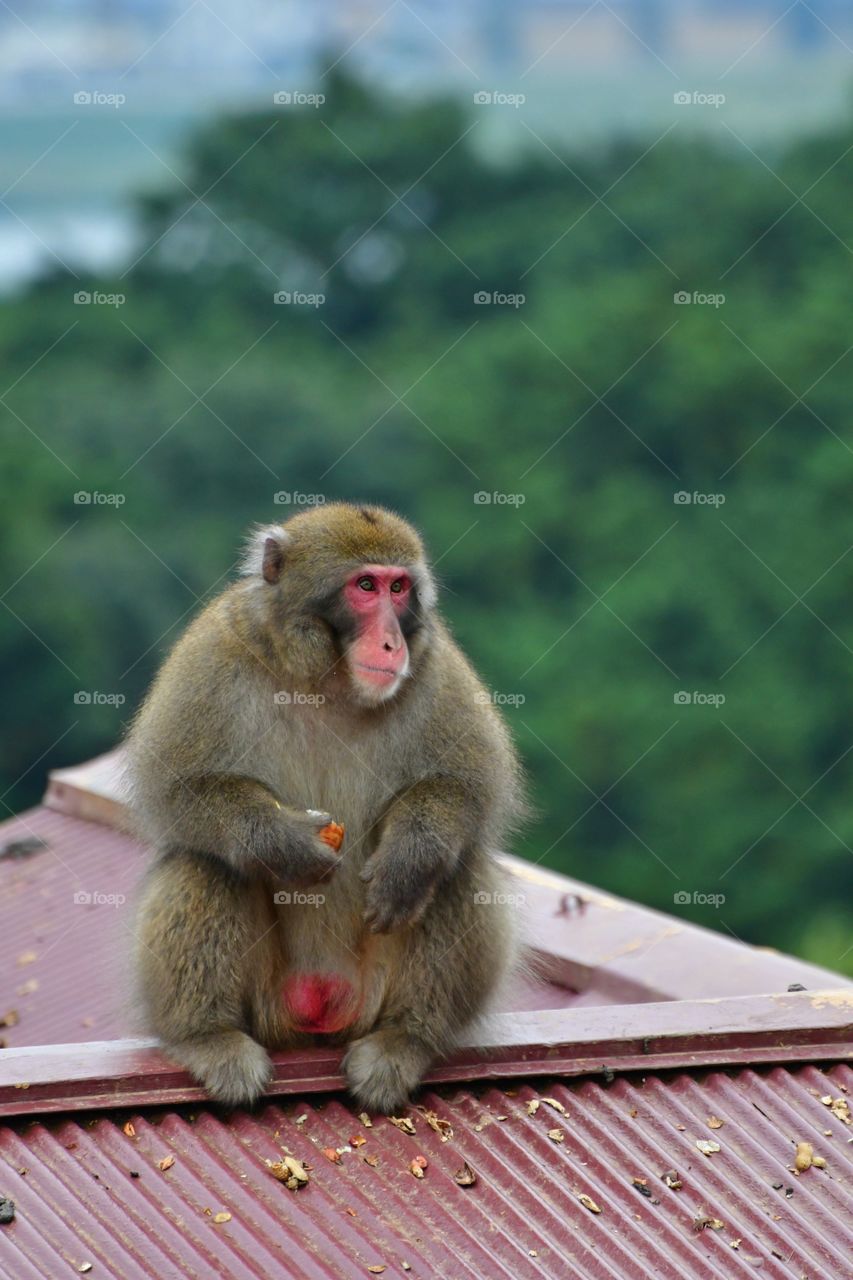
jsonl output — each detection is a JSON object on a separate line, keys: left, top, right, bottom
{"left": 353, "top": 661, "right": 401, "bottom": 684}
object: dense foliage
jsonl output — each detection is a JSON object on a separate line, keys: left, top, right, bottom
{"left": 3, "top": 72, "right": 852, "bottom": 972}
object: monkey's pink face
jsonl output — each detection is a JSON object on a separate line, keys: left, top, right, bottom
{"left": 343, "top": 564, "right": 412, "bottom": 704}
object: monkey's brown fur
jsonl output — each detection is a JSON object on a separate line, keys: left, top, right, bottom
{"left": 127, "top": 503, "right": 526, "bottom": 1112}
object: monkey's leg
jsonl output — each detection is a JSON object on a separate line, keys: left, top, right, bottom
{"left": 135, "top": 850, "right": 276, "bottom": 1106}
{"left": 343, "top": 857, "right": 516, "bottom": 1113}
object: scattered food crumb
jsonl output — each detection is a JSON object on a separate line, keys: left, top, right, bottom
{"left": 78, "top": 1264, "right": 93, "bottom": 1274}
{"left": 367, "top": 1266, "right": 386, "bottom": 1274}
{"left": 157, "top": 1156, "right": 175, "bottom": 1172}
{"left": 212, "top": 1212, "right": 231, "bottom": 1224}
{"left": 294, "top": 1114, "right": 308, "bottom": 1127}
{"left": 577, "top": 1194, "right": 601, "bottom": 1214}
{"left": 388, "top": 1116, "right": 416, "bottom": 1135}
{"left": 526, "top": 1100, "right": 540, "bottom": 1116}
{"left": 16, "top": 951, "right": 37, "bottom": 967}
{"left": 17, "top": 980, "right": 38, "bottom": 997}
{"left": 454, "top": 1163, "right": 477, "bottom": 1187}
{"left": 541, "top": 1097, "right": 567, "bottom": 1116}
{"left": 794, "top": 1142, "right": 814, "bottom": 1172}
{"left": 415, "top": 1107, "right": 453, "bottom": 1141}
{"left": 547, "top": 1129, "right": 564, "bottom": 1144}
{"left": 122, "top": 1122, "right": 136, "bottom": 1139}
{"left": 707, "top": 1116, "right": 724, "bottom": 1129}
{"left": 350, "top": 1134, "right": 367, "bottom": 1148}
{"left": 266, "top": 1156, "right": 309, "bottom": 1189}
{"left": 631, "top": 1178, "right": 652, "bottom": 1198}
{"left": 359, "top": 1113, "right": 373, "bottom": 1128}
{"left": 662, "top": 1170, "right": 683, "bottom": 1190}
{"left": 0, "top": 1199, "right": 15, "bottom": 1225}
{"left": 692, "top": 1215, "right": 725, "bottom": 1232}
{"left": 695, "top": 1141, "right": 721, "bottom": 1157}
{"left": 0, "top": 1011, "right": 19, "bottom": 1029}
{"left": 409, "top": 1156, "right": 428, "bottom": 1179}
{"left": 364, "top": 1155, "right": 380, "bottom": 1168}
{"left": 322, "top": 1148, "right": 342, "bottom": 1164}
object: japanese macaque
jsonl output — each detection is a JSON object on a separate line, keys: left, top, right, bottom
{"left": 126, "top": 503, "right": 526, "bottom": 1112}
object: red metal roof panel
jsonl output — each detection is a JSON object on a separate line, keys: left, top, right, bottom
{"left": 1, "top": 1062, "right": 851, "bottom": 1280}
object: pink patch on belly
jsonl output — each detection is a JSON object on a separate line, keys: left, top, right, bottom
{"left": 283, "top": 973, "right": 361, "bottom": 1034}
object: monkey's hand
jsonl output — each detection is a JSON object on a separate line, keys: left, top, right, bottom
{"left": 263, "top": 806, "right": 342, "bottom": 888}
{"left": 360, "top": 822, "right": 454, "bottom": 933}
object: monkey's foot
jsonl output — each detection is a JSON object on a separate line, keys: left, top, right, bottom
{"left": 342, "top": 1029, "right": 433, "bottom": 1113}
{"left": 170, "top": 1030, "right": 272, "bottom": 1106}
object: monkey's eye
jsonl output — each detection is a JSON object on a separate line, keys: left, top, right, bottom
{"left": 390, "top": 579, "right": 404, "bottom": 594}
{"left": 357, "top": 576, "right": 376, "bottom": 592}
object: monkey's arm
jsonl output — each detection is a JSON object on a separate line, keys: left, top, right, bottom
{"left": 361, "top": 776, "right": 480, "bottom": 933}
{"left": 164, "top": 773, "right": 340, "bottom": 885}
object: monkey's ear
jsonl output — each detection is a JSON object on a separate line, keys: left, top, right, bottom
{"left": 240, "top": 524, "right": 292, "bottom": 584}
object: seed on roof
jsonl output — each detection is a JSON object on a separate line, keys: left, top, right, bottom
{"left": 577, "top": 1194, "right": 602, "bottom": 1214}
{"left": 122, "top": 1122, "right": 136, "bottom": 1138}
{"left": 547, "top": 1128, "right": 564, "bottom": 1144}
{"left": 388, "top": 1115, "right": 416, "bottom": 1135}
{"left": 212, "top": 1212, "right": 231, "bottom": 1224}
{"left": 454, "top": 1163, "right": 477, "bottom": 1187}
{"left": 692, "top": 1214, "right": 724, "bottom": 1232}
{"left": 16, "top": 950, "right": 37, "bottom": 966}
{"left": 157, "top": 1155, "right": 175, "bottom": 1172}
{"left": 367, "top": 1266, "right": 386, "bottom": 1274}
{"left": 266, "top": 1156, "right": 309, "bottom": 1189}
{"left": 415, "top": 1106, "right": 453, "bottom": 1140}
{"left": 795, "top": 1141, "right": 814, "bottom": 1171}
{"left": 78, "top": 1264, "right": 93, "bottom": 1274}
{"left": 706, "top": 1116, "right": 724, "bottom": 1129}
{"left": 541, "top": 1097, "right": 567, "bottom": 1116}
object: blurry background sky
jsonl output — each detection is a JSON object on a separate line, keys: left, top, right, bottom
{"left": 2, "top": 0, "right": 853, "bottom": 974}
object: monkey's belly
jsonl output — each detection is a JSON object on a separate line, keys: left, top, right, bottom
{"left": 282, "top": 973, "right": 362, "bottom": 1034}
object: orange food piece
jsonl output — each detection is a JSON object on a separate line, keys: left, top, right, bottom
{"left": 318, "top": 822, "right": 345, "bottom": 852}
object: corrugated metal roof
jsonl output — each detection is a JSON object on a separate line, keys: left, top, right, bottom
{"left": 1, "top": 1063, "right": 851, "bottom": 1280}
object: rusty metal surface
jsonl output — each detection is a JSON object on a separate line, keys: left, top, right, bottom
{"left": 0, "top": 1062, "right": 850, "bottom": 1280}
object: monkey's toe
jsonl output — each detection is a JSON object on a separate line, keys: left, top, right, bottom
{"left": 172, "top": 1031, "right": 272, "bottom": 1107}
{"left": 343, "top": 1029, "right": 432, "bottom": 1114}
